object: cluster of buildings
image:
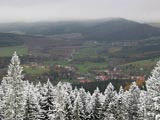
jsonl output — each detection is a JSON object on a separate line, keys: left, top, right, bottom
{"left": 78, "top": 68, "right": 145, "bottom": 83}
{"left": 24, "top": 62, "right": 45, "bottom": 68}
{"left": 111, "top": 42, "right": 138, "bottom": 46}
{"left": 96, "top": 69, "right": 145, "bottom": 82}
{"left": 54, "top": 65, "right": 75, "bottom": 72}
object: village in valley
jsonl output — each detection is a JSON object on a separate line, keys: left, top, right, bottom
{"left": 23, "top": 61, "right": 146, "bottom": 84}
{"left": 78, "top": 67, "right": 145, "bottom": 83}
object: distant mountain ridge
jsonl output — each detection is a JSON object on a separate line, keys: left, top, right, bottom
{"left": 82, "top": 19, "right": 160, "bottom": 41}
{"left": 0, "top": 18, "right": 160, "bottom": 42}
{"left": 0, "top": 33, "right": 25, "bottom": 47}
{"left": 149, "top": 23, "right": 160, "bottom": 28}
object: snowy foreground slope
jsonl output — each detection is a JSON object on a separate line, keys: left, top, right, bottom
{"left": 0, "top": 52, "right": 160, "bottom": 120}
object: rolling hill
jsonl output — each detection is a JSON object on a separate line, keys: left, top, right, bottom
{"left": 0, "top": 33, "right": 25, "bottom": 47}
{"left": 82, "top": 19, "right": 160, "bottom": 41}
{"left": 149, "top": 23, "right": 160, "bottom": 28}
{"left": 0, "top": 20, "right": 101, "bottom": 35}
{"left": 0, "top": 18, "right": 160, "bottom": 42}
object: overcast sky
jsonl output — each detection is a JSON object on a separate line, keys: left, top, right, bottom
{"left": 0, "top": 0, "right": 159, "bottom": 23}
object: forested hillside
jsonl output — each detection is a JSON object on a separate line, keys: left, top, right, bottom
{"left": 0, "top": 53, "right": 160, "bottom": 120}
{"left": 1, "top": 19, "right": 160, "bottom": 41}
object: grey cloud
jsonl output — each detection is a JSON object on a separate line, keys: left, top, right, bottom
{"left": 0, "top": 0, "right": 159, "bottom": 22}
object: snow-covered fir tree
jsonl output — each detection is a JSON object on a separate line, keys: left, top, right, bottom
{"left": 109, "top": 86, "right": 128, "bottom": 120}
{"left": 73, "top": 93, "right": 84, "bottom": 120}
{"left": 126, "top": 82, "right": 141, "bottom": 120}
{"left": 39, "top": 79, "right": 57, "bottom": 120}
{"left": 55, "top": 82, "right": 73, "bottom": 120}
{"left": 2, "top": 52, "right": 27, "bottom": 120}
{"left": 90, "top": 87, "right": 103, "bottom": 120}
{"left": 24, "top": 86, "right": 40, "bottom": 120}
{"left": 0, "top": 86, "right": 4, "bottom": 119}
{"left": 78, "top": 88, "right": 90, "bottom": 120}
{"left": 84, "top": 91, "right": 92, "bottom": 120}
{"left": 146, "top": 61, "right": 160, "bottom": 120}
{"left": 35, "top": 82, "right": 43, "bottom": 102}
{"left": 102, "top": 83, "right": 117, "bottom": 119}
{"left": 138, "top": 90, "right": 148, "bottom": 120}
{"left": 63, "top": 92, "right": 73, "bottom": 120}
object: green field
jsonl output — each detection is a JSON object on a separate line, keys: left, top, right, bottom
{"left": 44, "top": 60, "right": 107, "bottom": 73}
{"left": 42, "top": 45, "right": 109, "bottom": 74}
{"left": 108, "top": 47, "right": 122, "bottom": 54}
{"left": 44, "top": 60, "right": 69, "bottom": 66}
{"left": 0, "top": 45, "right": 28, "bottom": 57}
{"left": 74, "top": 47, "right": 104, "bottom": 58}
{"left": 123, "top": 58, "right": 159, "bottom": 67}
{"left": 74, "top": 62, "right": 107, "bottom": 73}
{"left": 24, "top": 66, "right": 49, "bottom": 76}
{"left": 118, "top": 58, "right": 160, "bottom": 76}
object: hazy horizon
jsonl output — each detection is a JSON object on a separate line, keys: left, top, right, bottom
{"left": 0, "top": 0, "right": 160, "bottom": 23}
